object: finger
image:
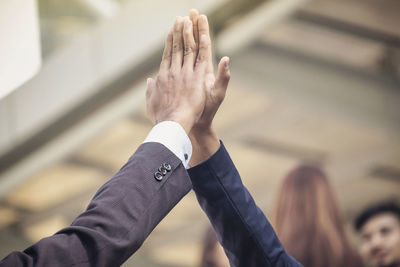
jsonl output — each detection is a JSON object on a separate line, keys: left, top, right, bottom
{"left": 183, "top": 18, "right": 196, "bottom": 70}
{"left": 160, "top": 30, "right": 173, "bottom": 71}
{"left": 214, "top": 57, "right": 230, "bottom": 99}
{"left": 195, "top": 34, "right": 209, "bottom": 74}
{"left": 198, "top": 15, "right": 213, "bottom": 72}
{"left": 189, "top": 9, "right": 200, "bottom": 54}
{"left": 171, "top": 16, "right": 184, "bottom": 69}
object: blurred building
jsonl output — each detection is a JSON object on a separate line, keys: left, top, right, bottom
{"left": 0, "top": 0, "right": 399, "bottom": 266}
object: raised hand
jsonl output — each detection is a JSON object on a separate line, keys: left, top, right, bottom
{"left": 188, "top": 10, "right": 231, "bottom": 166}
{"left": 146, "top": 16, "right": 211, "bottom": 134}
{"left": 189, "top": 10, "right": 231, "bottom": 131}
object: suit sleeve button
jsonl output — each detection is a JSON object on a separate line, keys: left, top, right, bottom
{"left": 154, "top": 171, "right": 163, "bottom": 181}
{"left": 158, "top": 166, "right": 167, "bottom": 175}
{"left": 163, "top": 163, "right": 172, "bottom": 172}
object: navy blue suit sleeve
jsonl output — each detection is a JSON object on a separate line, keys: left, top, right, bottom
{"left": 188, "top": 142, "right": 302, "bottom": 267}
{"left": 0, "top": 142, "right": 192, "bottom": 267}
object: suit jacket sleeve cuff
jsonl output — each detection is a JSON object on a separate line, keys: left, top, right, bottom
{"left": 144, "top": 121, "right": 192, "bottom": 168}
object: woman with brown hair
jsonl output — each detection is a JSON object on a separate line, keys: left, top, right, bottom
{"left": 271, "top": 164, "right": 363, "bottom": 267}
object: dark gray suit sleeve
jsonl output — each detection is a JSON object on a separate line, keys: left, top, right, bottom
{"left": 0, "top": 142, "right": 192, "bottom": 267}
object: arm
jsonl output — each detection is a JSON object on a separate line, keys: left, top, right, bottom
{"left": 187, "top": 11, "right": 302, "bottom": 267}
{"left": 1, "top": 15, "right": 211, "bottom": 267}
{"left": 188, "top": 139, "right": 301, "bottom": 267}
{"left": 1, "top": 142, "right": 191, "bottom": 267}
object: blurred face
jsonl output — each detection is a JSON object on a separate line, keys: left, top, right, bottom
{"left": 359, "top": 213, "right": 400, "bottom": 267}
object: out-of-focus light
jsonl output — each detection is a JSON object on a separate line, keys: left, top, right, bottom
{"left": 81, "top": 0, "right": 120, "bottom": 18}
{"left": 24, "top": 215, "right": 69, "bottom": 243}
{"left": 0, "top": 207, "right": 18, "bottom": 230}
{"left": 5, "top": 164, "right": 103, "bottom": 212}
{"left": 0, "top": 0, "right": 41, "bottom": 99}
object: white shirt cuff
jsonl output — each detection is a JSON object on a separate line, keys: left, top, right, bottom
{"left": 143, "top": 121, "right": 192, "bottom": 169}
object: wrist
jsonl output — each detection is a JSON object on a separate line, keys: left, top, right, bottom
{"left": 190, "top": 125, "right": 218, "bottom": 144}
{"left": 189, "top": 125, "right": 220, "bottom": 166}
{"left": 173, "top": 119, "right": 193, "bottom": 135}
{"left": 190, "top": 123, "right": 214, "bottom": 136}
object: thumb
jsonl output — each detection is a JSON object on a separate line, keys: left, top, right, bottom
{"left": 146, "top": 78, "right": 156, "bottom": 100}
{"left": 146, "top": 78, "right": 157, "bottom": 122}
{"left": 214, "top": 56, "right": 230, "bottom": 99}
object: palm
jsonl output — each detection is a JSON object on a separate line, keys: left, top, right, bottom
{"left": 196, "top": 71, "right": 216, "bottom": 125}
{"left": 197, "top": 58, "right": 230, "bottom": 128}
{"left": 189, "top": 10, "right": 230, "bottom": 128}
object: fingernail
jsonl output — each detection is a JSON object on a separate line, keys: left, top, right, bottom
{"left": 225, "top": 57, "right": 230, "bottom": 67}
{"left": 147, "top": 78, "right": 151, "bottom": 85}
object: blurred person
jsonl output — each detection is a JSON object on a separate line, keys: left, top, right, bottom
{"left": 199, "top": 227, "right": 230, "bottom": 267}
{"left": 355, "top": 202, "right": 400, "bottom": 267}
{"left": 270, "top": 165, "right": 363, "bottom": 267}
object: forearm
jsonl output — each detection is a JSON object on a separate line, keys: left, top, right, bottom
{"left": 0, "top": 143, "right": 191, "bottom": 267}
{"left": 188, "top": 143, "right": 302, "bottom": 267}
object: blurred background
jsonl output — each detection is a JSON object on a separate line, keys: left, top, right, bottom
{"left": 0, "top": 0, "right": 400, "bottom": 266}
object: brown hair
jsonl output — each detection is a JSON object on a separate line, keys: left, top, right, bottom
{"left": 271, "top": 164, "right": 363, "bottom": 267}
{"left": 199, "top": 227, "right": 230, "bottom": 267}
{"left": 200, "top": 227, "right": 219, "bottom": 267}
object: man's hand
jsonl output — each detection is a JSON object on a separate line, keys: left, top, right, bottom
{"left": 188, "top": 10, "right": 231, "bottom": 166}
{"left": 146, "top": 16, "right": 211, "bottom": 134}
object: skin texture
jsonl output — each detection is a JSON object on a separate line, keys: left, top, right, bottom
{"left": 359, "top": 213, "right": 400, "bottom": 267}
{"left": 187, "top": 9, "right": 231, "bottom": 167}
{"left": 146, "top": 16, "right": 209, "bottom": 134}
{"left": 147, "top": 9, "right": 230, "bottom": 163}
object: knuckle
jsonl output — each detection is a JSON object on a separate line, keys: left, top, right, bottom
{"left": 168, "top": 71, "right": 178, "bottom": 80}
{"left": 172, "top": 42, "right": 182, "bottom": 53}
{"left": 196, "top": 54, "right": 205, "bottom": 63}
{"left": 184, "top": 46, "right": 193, "bottom": 57}
{"left": 162, "top": 50, "right": 171, "bottom": 60}
{"left": 199, "top": 40, "right": 209, "bottom": 49}
{"left": 157, "top": 73, "right": 167, "bottom": 83}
